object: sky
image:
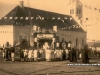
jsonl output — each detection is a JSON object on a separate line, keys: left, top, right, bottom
{"left": 0, "top": 0, "right": 100, "bottom": 41}
{"left": 0, "top": 0, "right": 100, "bottom": 18}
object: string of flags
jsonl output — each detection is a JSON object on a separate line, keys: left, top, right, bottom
{"left": 1, "top": 16, "right": 73, "bottom": 21}
{"left": 0, "top": 16, "right": 83, "bottom": 29}
{"left": 87, "top": 39, "right": 100, "bottom": 42}
{"left": 2, "top": 17, "right": 100, "bottom": 27}
{"left": 0, "top": 16, "right": 74, "bottom": 25}
{"left": 58, "top": 25, "right": 81, "bottom": 30}
{"left": 84, "top": 4, "right": 100, "bottom": 11}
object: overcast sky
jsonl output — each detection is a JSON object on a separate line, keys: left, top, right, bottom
{"left": 0, "top": 0, "right": 100, "bottom": 18}
{"left": 0, "top": 0, "right": 100, "bottom": 41}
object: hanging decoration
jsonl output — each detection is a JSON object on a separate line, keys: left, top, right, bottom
{"left": 70, "top": 17, "right": 72, "bottom": 20}
{"left": 4, "top": 17, "right": 7, "bottom": 19}
{"left": 10, "top": 17, "right": 12, "bottom": 19}
{"left": 64, "top": 17, "right": 67, "bottom": 19}
{"left": 25, "top": 17, "right": 28, "bottom": 20}
{"left": 15, "top": 17, "right": 18, "bottom": 19}
{"left": 20, "top": 17, "right": 23, "bottom": 19}
{"left": 38, "top": 15, "right": 41, "bottom": 20}
{"left": 52, "top": 17, "right": 55, "bottom": 20}
{"left": 41, "top": 17, "right": 44, "bottom": 20}
{"left": 57, "top": 17, "right": 61, "bottom": 20}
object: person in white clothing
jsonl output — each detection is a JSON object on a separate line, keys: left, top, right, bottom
{"left": 34, "top": 49, "right": 37, "bottom": 61}
{"left": 65, "top": 49, "right": 69, "bottom": 60}
{"left": 2, "top": 48, "right": 5, "bottom": 58}
{"left": 28, "top": 49, "right": 33, "bottom": 62}
{"left": 23, "top": 49, "right": 28, "bottom": 61}
{"left": 45, "top": 47, "right": 51, "bottom": 61}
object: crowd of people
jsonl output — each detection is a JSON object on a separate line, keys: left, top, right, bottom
{"left": 1, "top": 44, "right": 90, "bottom": 63}
{"left": 2, "top": 47, "right": 35, "bottom": 62}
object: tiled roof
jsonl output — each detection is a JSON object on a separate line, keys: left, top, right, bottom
{"left": 0, "top": 5, "right": 85, "bottom": 32}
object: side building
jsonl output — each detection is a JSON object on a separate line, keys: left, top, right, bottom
{"left": 68, "top": 0, "right": 100, "bottom": 41}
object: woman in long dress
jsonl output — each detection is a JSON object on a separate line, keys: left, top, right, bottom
{"left": 45, "top": 47, "right": 51, "bottom": 61}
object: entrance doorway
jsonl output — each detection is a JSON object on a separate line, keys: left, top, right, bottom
{"left": 38, "top": 39, "right": 52, "bottom": 48}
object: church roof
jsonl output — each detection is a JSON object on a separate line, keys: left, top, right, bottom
{"left": 0, "top": 5, "right": 85, "bottom": 32}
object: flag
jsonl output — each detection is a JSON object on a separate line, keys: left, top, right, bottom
{"left": 78, "top": 25, "right": 80, "bottom": 28}
{"left": 52, "top": 17, "right": 55, "bottom": 20}
{"left": 15, "top": 17, "right": 18, "bottom": 19}
{"left": 75, "top": 26, "right": 78, "bottom": 28}
{"left": 99, "top": 9, "right": 100, "bottom": 12}
{"left": 64, "top": 17, "right": 67, "bottom": 19}
{"left": 41, "top": 17, "right": 44, "bottom": 20}
{"left": 61, "top": 19, "right": 64, "bottom": 22}
{"left": 85, "top": 5, "right": 87, "bottom": 8}
{"left": 73, "top": 25, "right": 76, "bottom": 28}
{"left": 20, "top": 17, "right": 23, "bottom": 19}
{"left": 25, "top": 17, "right": 28, "bottom": 20}
{"left": 31, "top": 17, "right": 34, "bottom": 19}
{"left": 38, "top": 15, "right": 41, "bottom": 19}
{"left": 94, "top": 8, "right": 97, "bottom": 10}
{"left": 57, "top": 17, "right": 60, "bottom": 20}
{"left": 10, "top": 17, "right": 12, "bottom": 19}
{"left": 70, "top": 17, "right": 72, "bottom": 20}
{"left": 89, "top": 6, "right": 91, "bottom": 9}
{"left": 36, "top": 17, "right": 39, "bottom": 20}
{"left": 4, "top": 17, "right": 7, "bottom": 19}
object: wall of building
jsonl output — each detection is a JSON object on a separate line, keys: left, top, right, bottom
{"left": 76, "top": 2, "right": 82, "bottom": 19}
{"left": 0, "top": 25, "right": 13, "bottom": 47}
{"left": 68, "top": 0, "right": 100, "bottom": 41}
{"left": 13, "top": 26, "right": 34, "bottom": 46}
{"left": 68, "top": 0, "right": 100, "bottom": 26}
{"left": 56, "top": 29, "right": 86, "bottom": 50}
{"left": 68, "top": 0, "right": 82, "bottom": 19}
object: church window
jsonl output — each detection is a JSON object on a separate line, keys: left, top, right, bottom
{"left": 70, "top": 9, "right": 74, "bottom": 14}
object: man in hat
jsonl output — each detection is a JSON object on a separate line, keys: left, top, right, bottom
{"left": 82, "top": 45, "right": 89, "bottom": 63}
